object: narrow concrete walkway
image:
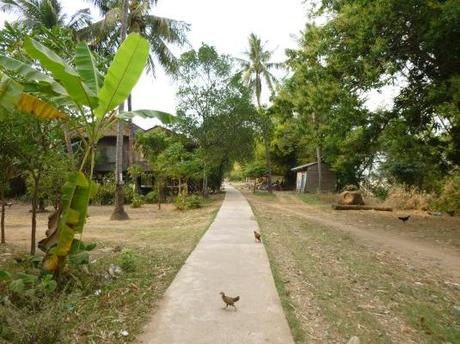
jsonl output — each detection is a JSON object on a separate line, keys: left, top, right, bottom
{"left": 137, "top": 185, "right": 294, "bottom": 344}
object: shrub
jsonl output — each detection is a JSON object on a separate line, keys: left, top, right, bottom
{"left": 131, "top": 193, "right": 144, "bottom": 208}
{"left": 92, "top": 175, "right": 133, "bottom": 205}
{"left": 434, "top": 170, "right": 460, "bottom": 215}
{"left": 384, "top": 185, "right": 433, "bottom": 210}
{"left": 175, "top": 194, "right": 202, "bottom": 210}
{"left": 145, "top": 191, "right": 158, "bottom": 204}
{"left": 119, "top": 249, "right": 137, "bottom": 272}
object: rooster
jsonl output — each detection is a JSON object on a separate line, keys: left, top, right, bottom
{"left": 253, "top": 230, "right": 261, "bottom": 242}
{"left": 220, "top": 292, "right": 240, "bottom": 310}
{"left": 398, "top": 215, "right": 410, "bottom": 223}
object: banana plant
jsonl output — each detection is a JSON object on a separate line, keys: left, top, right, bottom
{"left": 0, "top": 33, "right": 173, "bottom": 274}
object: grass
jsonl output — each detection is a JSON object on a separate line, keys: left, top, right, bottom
{"left": 245, "top": 191, "right": 460, "bottom": 343}
{"left": 0, "top": 195, "right": 223, "bottom": 343}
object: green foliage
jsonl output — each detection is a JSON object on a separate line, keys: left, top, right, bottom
{"left": 0, "top": 270, "right": 57, "bottom": 302}
{"left": 145, "top": 190, "right": 158, "bottom": 204}
{"left": 175, "top": 194, "right": 203, "bottom": 210}
{"left": 119, "top": 249, "right": 137, "bottom": 272}
{"left": 94, "top": 33, "right": 149, "bottom": 118}
{"left": 131, "top": 193, "right": 144, "bottom": 208}
{"left": 244, "top": 162, "right": 269, "bottom": 179}
{"left": 175, "top": 44, "right": 256, "bottom": 190}
{"left": 92, "top": 175, "right": 133, "bottom": 205}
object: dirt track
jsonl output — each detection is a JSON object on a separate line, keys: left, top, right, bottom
{"left": 253, "top": 191, "right": 460, "bottom": 283}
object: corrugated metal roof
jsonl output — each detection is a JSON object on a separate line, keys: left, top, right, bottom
{"left": 290, "top": 162, "right": 318, "bottom": 171}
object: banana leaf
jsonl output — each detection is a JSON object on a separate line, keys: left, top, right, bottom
{"left": 0, "top": 55, "right": 68, "bottom": 96}
{"left": 16, "top": 93, "right": 66, "bottom": 120}
{"left": 117, "top": 109, "right": 175, "bottom": 124}
{"left": 94, "top": 33, "right": 149, "bottom": 119}
{"left": 24, "top": 37, "right": 98, "bottom": 108}
{"left": 0, "top": 71, "right": 23, "bottom": 120}
{"left": 75, "top": 43, "right": 99, "bottom": 95}
{"left": 42, "top": 172, "right": 96, "bottom": 271}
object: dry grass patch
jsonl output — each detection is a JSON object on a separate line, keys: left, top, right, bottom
{"left": 0, "top": 195, "right": 224, "bottom": 343}
{"left": 244, "top": 191, "right": 460, "bottom": 344}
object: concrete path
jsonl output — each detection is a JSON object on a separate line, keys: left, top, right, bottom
{"left": 137, "top": 185, "right": 294, "bottom": 344}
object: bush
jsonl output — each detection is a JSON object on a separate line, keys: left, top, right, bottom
{"left": 119, "top": 249, "right": 137, "bottom": 272}
{"left": 434, "top": 170, "right": 460, "bottom": 215}
{"left": 145, "top": 191, "right": 158, "bottom": 204}
{"left": 92, "top": 175, "right": 133, "bottom": 205}
{"left": 131, "top": 193, "right": 144, "bottom": 208}
{"left": 384, "top": 185, "right": 433, "bottom": 210}
{"left": 175, "top": 194, "right": 203, "bottom": 210}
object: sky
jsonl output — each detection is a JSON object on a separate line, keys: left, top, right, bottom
{"left": 0, "top": 0, "right": 399, "bottom": 129}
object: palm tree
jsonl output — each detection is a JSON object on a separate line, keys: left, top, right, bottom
{"left": 80, "top": 0, "right": 189, "bottom": 219}
{"left": 79, "top": 0, "right": 189, "bottom": 75}
{"left": 0, "top": 0, "right": 91, "bottom": 30}
{"left": 237, "top": 33, "right": 280, "bottom": 192}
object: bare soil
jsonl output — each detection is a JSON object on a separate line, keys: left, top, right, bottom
{"left": 257, "top": 191, "right": 460, "bottom": 282}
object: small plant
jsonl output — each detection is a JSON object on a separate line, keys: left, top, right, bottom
{"left": 131, "top": 193, "right": 144, "bottom": 208}
{"left": 119, "top": 249, "right": 137, "bottom": 272}
{"left": 175, "top": 194, "right": 203, "bottom": 210}
{"left": 145, "top": 190, "right": 158, "bottom": 204}
{"left": 93, "top": 175, "right": 134, "bottom": 205}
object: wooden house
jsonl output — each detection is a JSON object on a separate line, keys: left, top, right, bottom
{"left": 291, "top": 162, "right": 336, "bottom": 193}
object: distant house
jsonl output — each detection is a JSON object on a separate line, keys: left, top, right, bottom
{"left": 88, "top": 124, "right": 171, "bottom": 177}
{"left": 291, "top": 162, "right": 336, "bottom": 193}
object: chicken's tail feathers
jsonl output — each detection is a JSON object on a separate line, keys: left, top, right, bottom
{"left": 233, "top": 296, "right": 240, "bottom": 302}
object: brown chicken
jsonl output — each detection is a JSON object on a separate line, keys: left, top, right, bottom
{"left": 253, "top": 230, "right": 261, "bottom": 242}
{"left": 220, "top": 292, "right": 240, "bottom": 310}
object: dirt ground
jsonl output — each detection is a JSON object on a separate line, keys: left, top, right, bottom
{"left": 252, "top": 190, "right": 460, "bottom": 283}
{"left": 0, "top": 197, "right": 224, "bottom": 343}
{"left": 1, "top": 202, "right": 219, "bottom": 253}
{"left": 241, "top": 187, "right": 460, "bottom": 343}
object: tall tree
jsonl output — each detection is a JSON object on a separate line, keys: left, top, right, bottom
{"left": 80, "top": 0, "right": 190, "bottom": 219}
{"left": 176, "top": 44, "right": 255, "bottom": 196}
{"left": 237, "top": 33, "right": 280, "bottom": 192}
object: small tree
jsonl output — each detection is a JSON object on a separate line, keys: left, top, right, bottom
{"left": 0, "top": 33, "right": 173, "bottom": 274}
{"left": 244, "top": 163, "right": 269, "bottom": 193}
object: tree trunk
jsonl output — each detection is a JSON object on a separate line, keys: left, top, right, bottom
{"left": 111, "top": 119, "right": 129, "bottom": 220}
{"left": 253, "top": 178, "right": 257, "bottom": 193}
{"left": 31, "top": 175, "right": 39, "bottom": 255}
{"left": 202, "top": 168, "right": 209, "bottom": 198}
{"left": 263, "top": 135, "right": 273, "bottom": 193}
{"left": 38, "top": 198, "right": 46, "bottom": 212}
{"left": 316, "top": 144, "right": 322, "bottom": 194}
{"left": 110, "top": 0, "right": 130, "bottom": 221}
{"left": 1, "top": 191, "right": 5, "bottom": 244}
{"left": 157, "top": 181, "right": 161, "bottom": 210}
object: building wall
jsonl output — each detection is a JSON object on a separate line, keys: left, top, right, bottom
{"left": 94, "top": 137, "right": 130, "bottom": 173}
{"left": 305, "top": 163, "right": 336, "bottom": 193}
